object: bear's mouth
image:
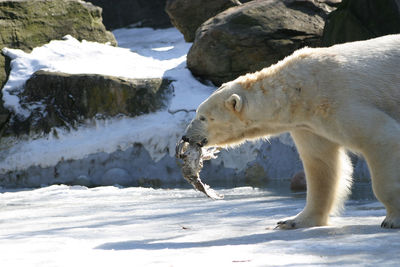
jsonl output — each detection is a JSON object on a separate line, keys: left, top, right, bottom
{"left": 175, "top": 136, "right": 209, "bottom": 160}
{"left": 179, "top": 135, "right": 208, "bottom": 148}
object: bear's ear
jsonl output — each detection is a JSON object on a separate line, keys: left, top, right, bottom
{"left": 225, "top": 94, "right": 243, "bottom": 112}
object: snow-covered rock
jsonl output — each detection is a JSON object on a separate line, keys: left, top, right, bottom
{"left": 0, "top": 0, "right": 116, "bottom": 87}
{"left": 11, "top": 70, "right": 173, "bottom": 135}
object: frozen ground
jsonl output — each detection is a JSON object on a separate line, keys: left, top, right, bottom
{"left": 1, "top": 185, "right": 399, "bottom": 267}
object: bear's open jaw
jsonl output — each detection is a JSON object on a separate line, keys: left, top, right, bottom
{"left": 175, "top": 139, "right": 223, "bottom": 200}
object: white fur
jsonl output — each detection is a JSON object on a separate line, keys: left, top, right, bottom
{"left": 185, "top": 34, "right": 400, "bottom": 228}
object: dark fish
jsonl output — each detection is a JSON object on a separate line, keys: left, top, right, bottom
{"left": 176, "top": 139, "right": 223, "bottom": 200}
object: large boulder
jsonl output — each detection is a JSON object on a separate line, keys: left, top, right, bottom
{"left": 322, "top": 0, "right": 400, "bottom": 46}
{"left": 87, "top": 0, "right": 172, "bottom": 30}
{"left": 165, "top": 0, "right": 241, "bottom": 42}
{"left": 0, "top": 0, "right": 116, "bottom": 88}
{"left": 187, "top": 0, "right": 332, "bottom": 85}
{"left": 7, "top": 71, "right": 173, "bottom": 135}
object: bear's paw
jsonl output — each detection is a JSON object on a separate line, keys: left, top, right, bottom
{"left": 275, "top": 213, "right": 328, "bottom": 230}
{"left": 381, "top": 215, "right": 400, "bottom": 229}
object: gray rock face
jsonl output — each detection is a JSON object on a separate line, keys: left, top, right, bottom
{"left": 0, "top": 139, "right": 302, "bottom": 188}
{"left": 187, "top": 0, "right": 332, "bottom": 85}
{"left": 165, "top": 0, "right": 241, "bottom": 42}
{"left": 87, "top": 0, "right": 172, "bottom": 30}
{"left": 7, "top": 71, "right": 173, "bottom": 135}
{"left": 322, "top": 0, "right": 400, "bottom": 46}
{"left": 0, "top": 0, "right": 116, "bottom": 88}
{"left": 0, "top": 129, "right": 372, "bottom": 188}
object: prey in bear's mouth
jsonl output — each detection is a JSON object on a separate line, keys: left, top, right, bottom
{"left": 175, "top": 139, "right": 223, "bottom": 200}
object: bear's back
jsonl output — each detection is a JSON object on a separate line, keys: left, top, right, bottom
{"left": 320, "top": 34, "right": 400, "bottom": 121}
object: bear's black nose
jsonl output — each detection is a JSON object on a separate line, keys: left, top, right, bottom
{"left": 198, "top": 138, "right": 208, "bottom": 147}
{"left": 182, "top": 135, "right": 190, "bottom": 142}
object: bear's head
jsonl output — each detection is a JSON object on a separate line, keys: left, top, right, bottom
{"left": 181, "top": 80, "right": 270, "bottom": 148}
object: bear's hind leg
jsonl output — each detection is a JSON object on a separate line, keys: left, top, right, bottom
{"left": 364, "top": 143, "right": 400, "bottom": 229}
{"left": 276, "top": 130, "right": 352, "bottom": 229}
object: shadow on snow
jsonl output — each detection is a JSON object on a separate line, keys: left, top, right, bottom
{"left": 95, "top": 224, "right": 397, "bottom": 252}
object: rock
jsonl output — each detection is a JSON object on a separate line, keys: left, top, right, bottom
{"left": 7, "top": 70, "right": 173, "bottom": 135}
{"left": 165, "top": 0, "right": 241, "bottom": 42}
{"left": 290, "top": 171, "right": 306, "bottom": 191}
{"left": 0, "top": 105, "right": 10, "bottom": 135}
{"left": 322, "top": 0, "right": 400, "bottom": 46}
{"left": 87, "top": 0, "right": 172, "bottom": 30}
{"left": 0, "top": 92, "right": 10, "bottom": 136}
{"left": 0, "top": 0, "right": 116, "bottom": 89}
{"left": 244, "top": 162, "right": 268, "bottom": 186}
{"left": 187, "top": 0, "right": 332, "bottom": 85}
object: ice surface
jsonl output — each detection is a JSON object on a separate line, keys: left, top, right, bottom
{"left": 0, "top": 185, "right": 398, "bottom": 266}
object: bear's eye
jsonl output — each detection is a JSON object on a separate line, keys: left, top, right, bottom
{"left": 199, "top": 116, "right": 206, "bottom": 121}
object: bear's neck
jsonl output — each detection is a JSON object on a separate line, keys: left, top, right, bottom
{"left": 247, "top": 63, "right": 317, "bottom": 134}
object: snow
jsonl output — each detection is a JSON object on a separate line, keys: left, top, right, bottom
{"left": 1, "top": 185, "right": 399, "bottom": 266}
{"left": 0, "top": 28, "right": 216, "bottom": 173}
{"left": 0, "top": 111, "right": 187, "bottom": 172}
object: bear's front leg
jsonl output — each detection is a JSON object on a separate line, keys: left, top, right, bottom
{"left": 276, "top": 130, "right": 352, "bottom": 229}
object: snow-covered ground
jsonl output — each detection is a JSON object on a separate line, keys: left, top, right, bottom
{"left": 1, "top": 185, "right": 399, "bottom": 267}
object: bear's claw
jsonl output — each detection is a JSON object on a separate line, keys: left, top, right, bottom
{"left": 381, "top": 221, "right": 394, "bottom": 228}
{"left": 381, "top": 217, "right": 400, "bottom": 229}
{"left": 275, "top": 220, "right": 297, "bottom": 230}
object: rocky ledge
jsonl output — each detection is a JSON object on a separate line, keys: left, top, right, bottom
{"left": 6, "top": 70, "right": 173, "bottom": 135}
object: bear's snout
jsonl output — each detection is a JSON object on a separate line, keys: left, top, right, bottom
{"left": 181, "top": 118, "right": 209, "bottom": 147}
{"left": 180, "top": 135, "right": 208, "bottom": 147}
{"left": 199, "top": 138, "right": 208, "bottom": 147}
{"left": 181, "top": 135, "right": 190, "bottom": 142}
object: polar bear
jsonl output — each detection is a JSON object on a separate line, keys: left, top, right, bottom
{"left": 181, "top": 34, "right": 400, "bottom": 229}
